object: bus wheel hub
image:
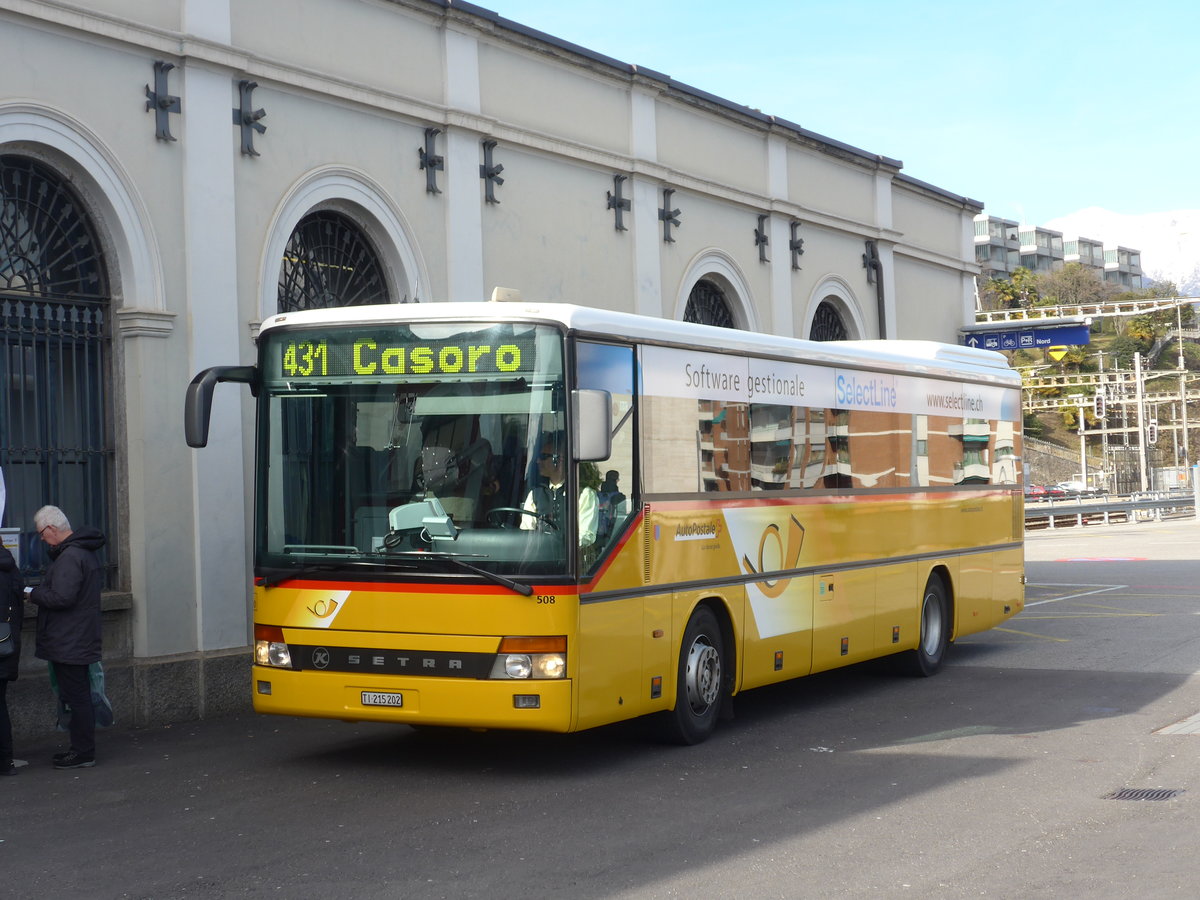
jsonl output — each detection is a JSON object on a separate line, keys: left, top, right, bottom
{"left": 685, "top": 640, "right": 721, "bottom": 712}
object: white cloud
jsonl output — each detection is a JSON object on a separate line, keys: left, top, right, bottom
{"left": 1044, "top": 208, "right": 1200, "bottom": 294}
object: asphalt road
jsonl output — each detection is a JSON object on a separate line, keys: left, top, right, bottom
{"left": 4, "top": 519, "right": 1200, "bottom": 899}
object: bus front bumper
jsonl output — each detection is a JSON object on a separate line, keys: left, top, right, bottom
{"left": 251, "top": 665, "right": 575, "bottom": 732}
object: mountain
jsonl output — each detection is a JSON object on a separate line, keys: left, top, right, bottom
{"left": 1043, "top": 207, "right": 1200, "bottom": 295}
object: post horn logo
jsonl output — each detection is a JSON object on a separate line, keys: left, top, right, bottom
{"left": 741, "top": 515, "right": 805, "bottom": 597}
{"left": 307, "top": 597, "right": 340, "bottom": 619}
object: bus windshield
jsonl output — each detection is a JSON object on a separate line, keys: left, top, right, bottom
{"left": 256, "top": 320, "right": 570, "bottom": 580}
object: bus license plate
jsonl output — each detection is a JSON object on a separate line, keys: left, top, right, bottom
{"left": 361, "top": 691, "right": 404, "bottom": 708}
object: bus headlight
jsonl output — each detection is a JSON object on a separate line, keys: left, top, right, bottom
{"left": 534, "top": 653, "right": 566, "bottom": 679}
{"left": 254, "top": 624, "right": 292, "bottom": 668}
{"left": 490, "top": 652, "right": 567, "bottom": 679}
{"left": 489, "top": 636, "right": 567, "bottom": 680}
{"left": 256, "top": 640, "right": 293, "bottom": 668}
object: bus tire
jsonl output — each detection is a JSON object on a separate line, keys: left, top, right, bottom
{"left": 662, "top": 605, "right": 726, "bottom": 745}
{"left": 898, "top": 575, "right": 950, "bottom": 677}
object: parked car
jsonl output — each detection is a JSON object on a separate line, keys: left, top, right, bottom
{"left": 1056, "top": 481, "right": 1105, "bottom": 497}
{"left": 1024, "top": 484, "right": 1066, "bottom": 500}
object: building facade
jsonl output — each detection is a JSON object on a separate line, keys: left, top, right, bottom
{"left": 0, "top": 0, "right": 984, "bottom": 730}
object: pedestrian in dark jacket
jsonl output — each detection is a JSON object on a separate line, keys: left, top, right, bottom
{"left": 29, "top": 505, "right": 105, "bottom": 770}
{"left": 1, "top": 543, "right": 23, "bottom": 776}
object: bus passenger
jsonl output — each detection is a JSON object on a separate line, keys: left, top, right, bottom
{"left": 596, "top": 469, "right": 626, "bottom": 538}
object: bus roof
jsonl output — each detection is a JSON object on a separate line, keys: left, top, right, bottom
{"left": 260, "top": 301, "right": 1019, "bottom": 387}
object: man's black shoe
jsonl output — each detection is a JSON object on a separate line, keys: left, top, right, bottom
{"left": 53, "top": 751, "right": 95, "bottom": 769}
{"left": 52, "top": 751, "right": 70, "bottom": 762}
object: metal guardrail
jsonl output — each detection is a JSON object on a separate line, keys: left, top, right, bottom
{"left": 1024, "top": 492, "right": 1195, "bottom": 529}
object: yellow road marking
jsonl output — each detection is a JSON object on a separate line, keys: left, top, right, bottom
{"left": 1019, "top": 612, "right": 1157, "bottom": 619}
{"left": 1073, "top": 602, "right": 1161, "bottom": 615}
{"left": 991, "top": 627, "right": 1070, "bottom": 642}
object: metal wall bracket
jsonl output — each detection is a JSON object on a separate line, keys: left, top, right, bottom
{"left": 233, "top": 80, "right": 267, "bottom": 157}
{"left": 790, "top": 221, "right": 805, "bottom": 270}
{"left": 755, "top": 214, "right": 770, "bottom": 262}
{"left": 419, "top": 127, "right": 444, "bottom": 194}
{"left": 659, "top": 188, "right": 681, "bottom": 243}
{"left": 480, "top": 139, "right": 504, "bottom": 204}
{"left": 607, "top": 174, "right": 630, "bottom": 231}
{"left": 145, "top": 61, "right": 180, "bottom": 142}
{"left": 863, "top": 239, "right": 879, "bottom": 284}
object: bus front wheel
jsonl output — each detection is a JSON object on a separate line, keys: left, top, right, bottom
{"left": 898, "top": 575, "right": 950, "bottom": 677}
{"left": 662, "top": 605, "right": 725, "bottom": 745}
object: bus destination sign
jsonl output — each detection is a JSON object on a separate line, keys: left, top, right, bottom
{"left": 275, "top": 331, "right": 537, "bottom": 380}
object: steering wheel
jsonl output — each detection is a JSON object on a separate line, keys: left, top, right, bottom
{"left": 485, "top": 507, "right": 559, "bottom": 531}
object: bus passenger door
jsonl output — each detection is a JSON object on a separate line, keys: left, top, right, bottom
{"left": 811, "top": 569, "right": 876, "bottom": 672}
{"left": 574, "top": 340, "right": 644, "bottom": 729}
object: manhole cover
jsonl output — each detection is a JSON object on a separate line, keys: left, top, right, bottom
{"left": 1102, "top": 788, "right": 1185, "bottom": 802}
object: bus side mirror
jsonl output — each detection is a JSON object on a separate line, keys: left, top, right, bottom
{"left": 573, "top": 389, "right": 612, "bottom": 462}
{"left": 185, "top": 365, "right": 257, "bottom": 448}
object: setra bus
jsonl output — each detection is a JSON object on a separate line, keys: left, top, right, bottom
{"left": 185, "top": 295, "right": 1024, "bottom": 744}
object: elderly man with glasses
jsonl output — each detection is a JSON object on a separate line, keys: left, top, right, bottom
{"left": 27, "top": 505, "right": 106, "bottom": 770}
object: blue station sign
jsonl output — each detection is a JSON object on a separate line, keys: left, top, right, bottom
{"left": 962, "top": 324, "right": 1091, "bottom": 351}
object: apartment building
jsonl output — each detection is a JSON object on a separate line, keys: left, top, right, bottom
{"left": 974, "top": 214, "right": 1143, "bottom": 289}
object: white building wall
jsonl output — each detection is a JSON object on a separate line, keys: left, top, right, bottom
{"left": 0, "top": 0, "right": 983, "bottom": 720}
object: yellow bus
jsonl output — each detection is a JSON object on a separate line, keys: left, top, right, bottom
{"left": 185, "top": 298, "right": 1024, "bottom": 744}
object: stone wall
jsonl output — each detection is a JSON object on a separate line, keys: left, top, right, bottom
{"left": 1024, "top": 437, "right": 1102, "bottom": 487}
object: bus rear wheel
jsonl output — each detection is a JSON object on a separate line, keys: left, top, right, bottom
{"left": 662, "top": 605, "right": 725, "bottom": 745}
{"left": 897, "top": 575, "right": 950, "bottom": 677}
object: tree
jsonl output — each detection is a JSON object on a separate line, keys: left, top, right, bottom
{"left": 1146, "top": 278, "right": 1180, "bottom": 299}
{"left": 1010, "top": 267, "right": 1041, "bottom": 307}
{"left": 984, "top": 267, "right": 1040, "bottom": 309}
{"left": 1055, "top": 346, "right": 1089, "bottom": 371}
{"left": 1023, "top": 411, "right": 1045, "bottom": 439}
{"left": 1108, "top": 334, "right": 1149, "bottom": 369}
{"left": 1038, "top": 263, "right": 1118, "bottom": 307}
{"left": 984, "top": 277, "right": 1020, "bottom": 309}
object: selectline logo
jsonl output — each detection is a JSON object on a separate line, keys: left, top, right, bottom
{"left": 835, "top": 373, "right": 897, "bottom": 409}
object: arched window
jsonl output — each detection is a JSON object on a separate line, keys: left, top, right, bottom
{"left": 683, "top": 279, "right": 735, "bottom": 329}
{"left": 0, "top": 154, "right": 113, "bottom": 581}
{"left": 809, "top": 300, "right": 849, "bottom": 341}
{"left": 277, "top": 210, "right": 389, "bottom": 312}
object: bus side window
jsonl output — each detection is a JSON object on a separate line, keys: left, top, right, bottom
{"left": 576, "top": 342, "right": 636, "bottom": 569}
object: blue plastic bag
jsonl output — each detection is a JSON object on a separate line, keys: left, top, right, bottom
{"left": 48, "top": 661, "right": 115, "bottom": 730}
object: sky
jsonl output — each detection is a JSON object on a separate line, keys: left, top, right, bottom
{"left": 478, "top": 0, "right": 1199, "bottom": 227}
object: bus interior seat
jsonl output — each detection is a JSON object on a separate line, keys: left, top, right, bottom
{"left": 415, "top": 446, "right": 457, "bottom": 493}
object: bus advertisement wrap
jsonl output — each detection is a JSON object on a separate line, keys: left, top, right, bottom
{"left": 640, "top": 345, "right": 1017, "bottom": 420}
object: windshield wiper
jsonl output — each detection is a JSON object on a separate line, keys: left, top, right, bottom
{"left": 256, "top": 559, "right": 402, "bottom": 588}
{"left": 258, "top": 553, "right": 533, "bottom": 596}
{"left": 380, "top": 550, "right": 533, "bottom": 596}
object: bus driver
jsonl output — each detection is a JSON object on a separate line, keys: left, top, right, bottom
{"left": 520, "top": 437, "right": 598, "bottom": 547}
